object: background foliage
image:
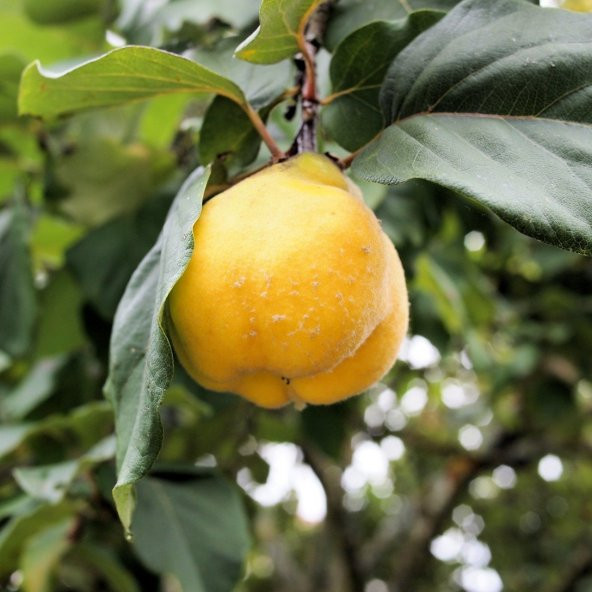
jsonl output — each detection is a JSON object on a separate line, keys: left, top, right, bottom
{"left": 1, "top": 1, "right": 592, "bottom": 591}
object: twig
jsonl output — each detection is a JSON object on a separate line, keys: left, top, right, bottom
{"left": 291, "top": 1, "right": 334, "bottom": 154}
{"left": 244, "top": 104, "right": 285, "bottom": 161}
{"left": 301, "top": 441, "right": 366, "bottom": 592}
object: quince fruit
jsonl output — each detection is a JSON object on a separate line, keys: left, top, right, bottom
{"left": 168, "top": 153, "right": 408, "bottom": 408}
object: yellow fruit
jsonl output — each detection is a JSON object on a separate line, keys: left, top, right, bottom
{"left": 168, "top": 152, "right": 408, "bottom": 408}
{"left": 561, "top": 0, "right": 592, "bottom": 11}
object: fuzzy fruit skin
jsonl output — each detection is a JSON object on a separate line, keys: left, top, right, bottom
{"left": 168, "top": 153, "right": 408, "bottom": 408}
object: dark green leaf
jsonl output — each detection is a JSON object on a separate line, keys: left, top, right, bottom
{"left": 325, "top": 0, "right": 460, "bottom": 50}
{"left": 236, "top": 0, "right": 325, "bottom": 64}
{"left": 354, "top": 0, "right": 592, "bottom": 255}
{"left": 199, "top": 96, "right": 267, "bottom": 170}
{"left": 18, "top": 46, "right": 247, "bottom": 119}
{"left": 67, "top": 192, "right": 171, "bottom": 319}
{"left": 0, "top": 200, "right": 37, "bottom": 359}
{"left": 132, "top": 470, "right": 250, "bottom": 592}
{"left": 104, "top": 166, "right": 210, "bottom": 534}
{"left": 323, "top": 11, "right": 443, "bottom": 150}
{"left": 23, "top": 0, "right": 103, "bottom": 24}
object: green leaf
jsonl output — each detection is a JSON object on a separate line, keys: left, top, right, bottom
{"left": 0, "top": 53, "right": 25, "bottom": 122}
{"left": 104, "top": 166, "right": 210, "bottom": 535}
{"left": 20, "top": 519, "right": 73, "bottom": 592}
{"left": 323, "top": 11, "right": 443, "bottom": 150}
{"left": 199, "top": 96, "right": 267, "bottom": 171}
{"left": 132, "top": 469, "right": 250, "bottom": 592}
{"left": 18, "top": 46, "right": 247, "bottom": 119}
{"left": 0, "top": 400, "right": 113, "bottom": 459}
{"left": 0, "top": 200, "right": 37, "bottom": 359}
{"left": 353, "top": 0, "right": 592, "bottom": 255}
{"left": 0, "top": 501, "right": 76, "bottom": 578}
{"left": 23, "top": 0, "right": 103, "bottom": 24}
{"left": 236, "top": 0, "right": 325, "bottom": 64}
{"left": 117, "top": 0, "right": 259, "bottom": 45}
{"left": 67, "top": 192, "right": 171, "bottom": 319}
{"left": 325, "top": 0, "right": 460, "bottom": 50}
{"left": 0, "top": 356, "right": 67, "bottom": 421}
{"left": 67, "top": 543, "right": 140, "bottom": 592}
{"left": 13, "top": 435, "right": 115, "bottom": 503}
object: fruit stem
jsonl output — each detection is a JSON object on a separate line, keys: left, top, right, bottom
{"left": 244, "top": 104, "right": 285, "bottom": 162}
{"left": 291, "top": 1, "right": 333, "bottom": 154}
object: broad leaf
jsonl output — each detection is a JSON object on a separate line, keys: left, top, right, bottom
{"left": 18, "top": 46, "right": 247, "bottom": 119}
{"left": 132, "top": 469, "right": 250, "bottom": 592}
{"left": 0, "top": 200, "right": 37, "bottom": 359}
{"left": 325, "top": 0, "right": 460, "bottom": 50}
{"left": 13, "top": 435, "right": 115, "bottom": 503}
{"left": 323, "top": 11, "right": 443, "bottom": 150}
{"left": 236, "top": 0, "right": 325, "bottom": 64}
{"left": 353, "top": 0, "right": 592, "bottom": 255}
{"left": 104, "top": 166, "right": 210, "bottom": 534}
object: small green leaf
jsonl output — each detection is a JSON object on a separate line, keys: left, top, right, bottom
{"left": 323, "top": 11, "right": 443, "bottom": 150}
{"left": 354, "top": 0, "right": 592, "bottom": 255}
{"left": 0, "top": 200, "right": 37, "bottom": 359}
{"left": 132, "top": 469, "right": 250, "bottom": 592}
{"left": 18, "top": 46, "right": 247, "bottom": 119}
{"left": 236, "top": 0, "right": 326, "bottom": 64}
{"left": 104, "top": 166, "right": 210, "bottom": 535}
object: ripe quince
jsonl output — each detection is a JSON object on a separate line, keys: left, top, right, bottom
{"left": 168, "top": 153, "right": 408, "bottom": 408}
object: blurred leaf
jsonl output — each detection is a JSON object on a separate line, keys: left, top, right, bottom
{"left": 23, "top": 0, "right": 104, "bottom": 24}
{"left": 51, "top": 137, "right": 173, "bottom": 226}
{"left": 0, "top": 0, "right": 106, "bottom": 62}
{"left": 0, "top": 53, "right": 25, "bottom": 122}
{"left": 301, "top": 402, "right": 350, "bottom": 459}
{"left": 353, "top": 0, "right": 592, "bottom": 255}
{"left": 190, "top": 37, "right": 294, "bottom": 110}
{"left": 325, "top": 0, "right": 460, "bottom": 50}
{"left": 236, "top": 0, "right": 325, "bottom": 64}
{"left": 104, "top": 166, "right": 210, "bottom": 534}
{"left": 0, "top": 501, "right": 76, "bottom": 578}
{"left": 0, "top": 400, "right": 113, "bottom": 459}
{"left": 20, "top": 518, "right": 73, "bottom": 592}
{"left": 323, "top": 11, "right": 443, "bottom": 150}
{"left": 30, "top": 214, "right": 84, "bottom": 269}
{"left": 0, "top": 355, "right": 67, "bottom": 421}
{"left": 67, "top": 191, "right": 171, "bottom": 319}
{"left": 18, "top": 46, "right": 249, "bottom": 119}
{"left": 34, "top": 269, "right": 86, "bottom": 357}
{"left": 132, "top": 469, "right": 250, "bottom": 592}
{"left": 13, "top": 435, "right": 115, "bottom": 503}
{"left": 116, "top": 0, "right": 259, "bottom": 45}
{"left": 0, "top": 200, "right": 37, "bottom": 358}
{"left": 67, "top": 543, "right": 140, "bottom": 592}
